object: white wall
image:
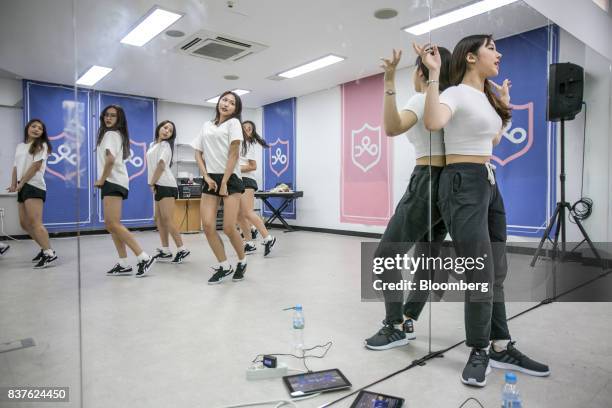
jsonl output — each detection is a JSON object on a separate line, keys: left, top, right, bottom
{"left": 293, "top": 66, "right": 419, "bottom": 234}
{"left": 0, "top": 77, "right": 25, "bottom": 237}
{"left": 558, "top": 28, "right": 612, "bottom": 242}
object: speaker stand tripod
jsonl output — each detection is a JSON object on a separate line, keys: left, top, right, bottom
{"left": 530, "top": 119, "right": 604, "bottom": 268}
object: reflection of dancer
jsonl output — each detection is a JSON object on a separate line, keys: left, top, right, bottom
{"left": 95, "top": 105, "right": 155, "bottom": 277}
{"left": 147, "top": 120, "right": 190, "bottom": 264}
{"left": 238, "top": 120, "right": 276, "bottom": 256}
{"left": 365, "top": 47, "right": 451, "bottom": 350}
{"left": 418, "top": 36, "right": 549, "bottom": 387}
{"left": 7, "top": 119, "right": 57, "bottom": 268}
{"left": 192, "top": 91, "right": 247, "bottom": 284}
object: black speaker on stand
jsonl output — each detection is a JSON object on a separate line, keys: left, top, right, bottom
{"left": 530, "top": 63, "right": 603, "bottom": 267}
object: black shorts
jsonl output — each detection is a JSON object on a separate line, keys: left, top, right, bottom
{"left": 202, "top": 173, "right": 245, "bottom": 196}
{"left": 242, "top": 177, "right": 258, "bottom": 191}
{"left": 17, "top": 183, "right": 46, "bottom": 203}
{"left": 101, "top": 181, "right": 129, "bottom": 200}
{"left": 155, "top": 185, "right": 178, "bottom": 201}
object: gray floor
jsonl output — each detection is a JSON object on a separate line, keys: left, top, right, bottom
{"left": 0, "top": 231, "right": 611, "bottom": 408}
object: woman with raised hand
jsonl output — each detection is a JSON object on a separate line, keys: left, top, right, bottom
{"left": 365, "top": 46, "right": 451, "bottom": 351}
{"left": 417, "top": 36, "right": 549, "bottom": 387}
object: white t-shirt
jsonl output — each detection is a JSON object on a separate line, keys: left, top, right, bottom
{"left": 146, "top": 141, "right": 177, "bottom": 188}
{"left": 191, "top": 118, "right": 243, "bottom": 176}
{"left": 239, "top": 142, "right": 257, "bottom": 178}
{"left": 402, "top": 93, "right": 445, "bottom": 159}
{"left": 96, "top": 130, "right": 129, "bottom": 190}
{"left": 14, "top": 142, "right": 48, "bottom": 191}
{"left": 439, "top": 84, "right": 503, "bottom": 156}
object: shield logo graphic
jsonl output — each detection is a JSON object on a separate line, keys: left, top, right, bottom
{"left": 268, "top": 138, "right": 290, "bottom": 177}
{"left": 351, "top": 123, "right": 381, "bottom": 172}
{"left": 127, "top": 139, "right": 147, "bottom": 181}
{"left": 46, "top": 131, "right": 80, "bottom": 182}
{"left": 492, "top": 102, "right": 534, "bottom": 166}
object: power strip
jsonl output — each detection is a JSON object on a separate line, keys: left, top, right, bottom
{"left": 246, "top": 362, "right": 288, "bottom": 380}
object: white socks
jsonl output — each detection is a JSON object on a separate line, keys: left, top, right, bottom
{"left": 238, "top": 257, "right": 246, "bottom": 265}
{"left": 161, "top": 246, "right": 171, "bottom": 254}
{"left": 177, "top": 246, "right": 186, "bottom": 252}
{"left": 492, "top": 339, "right": 510, "bottom": 352}
{"left": 43, "top": 248, "right": 55, "bottom": 256}
{"left": 219, "top": 261, "right": 230, "bottom": 270}
{"left": 118, "top": 258, "right": 130, "bottom": 267}
{"left": 263, "top": 235, "right": 274, "bottom": 242}
{"left": 137, "top": 252, "right": 150, "bottom": 262}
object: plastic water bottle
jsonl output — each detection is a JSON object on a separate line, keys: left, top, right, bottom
{"left": 501, "top": 372, "right": 522, "bottom": 408}
{"left": 292, "top": 304, "right": 305, "bottom": 355}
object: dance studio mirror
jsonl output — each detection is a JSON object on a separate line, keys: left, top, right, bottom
{"left": 1, "top": 0, "right": 611, "bottom": 407}
{"left": 426, "top": 1, "right": 612, "bottom": 405}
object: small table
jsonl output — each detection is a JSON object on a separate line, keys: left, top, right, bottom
{"left": 255, "top": 191, "right": 304, "bottom": 232}
{"left": 173, "top": 198, "right": 201, "bottom": 233}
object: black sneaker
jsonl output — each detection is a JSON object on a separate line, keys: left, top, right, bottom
{"left": 171, "top": 249, "right": 191, "bottom": 264}
{"left": 208, "top": 266, "right": 234, "bottom": 285}
{"left": 135, "top": 256, "right": 155, "bottom": 278}
{"left": 263, "top": 236, "right": 276, "bottom": 256}
{"left": 0, "top": 244, "right": 9, "bottom": 256}
{"left": 154, "top": 248, "right": 173, "bottom": 262}
{"left": 244, "top": 243, "right": 257, "bottom": 254}
{"left": 106, "top": 263, "right": 133, "bottom": 275}
{"left": 461, "top": 348, "right": 491, "bottom": 387}
{"left": 365, "top": 323, "right": 408, "bottom": 350}
{"left": 33, "top": 252, "right": 58, "bottom": 269}
{"left": 233, "top": 262, "right": 247, "bottom": 282}
{"left": 251, "top": 227, "right": 258, "bottom": 240}
{"left": 489, "top": 341, "right": 550, "bottom": 377}
{"left": 32, "top": 249, "right": 44, "bottom": 263}
{"left": 402, "top": 319, "right": 417, "bottom": 340}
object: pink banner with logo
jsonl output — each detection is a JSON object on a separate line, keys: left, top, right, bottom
{"left": 340, "top": 73, "right": 392, "bottom": 225}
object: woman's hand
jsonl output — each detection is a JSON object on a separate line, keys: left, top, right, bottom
{"left": 204, "top": 175, "right": 217, "bottom": 192}
{"left": 380, "top": 49, "right": 402, "bottom": 82}
{"left": 94, "top": 179, "right": 104, "bottom": 189}
{"left": 218, "top": 182, "right": 228, "bottom": 197}
{"left": 490, "top": 79, "right": 512, "bottom": 107}
{"left": 412, "top": 43, "right": 441, "bottom": 74}
{"left": 149, "top": 184, "right": 156, "bottom": 193}
{"left": 7, "top": 184, "right": 17, "bottom": 193}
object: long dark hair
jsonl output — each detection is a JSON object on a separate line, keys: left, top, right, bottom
{"left": 241, "top": 120, "right": 269, "bottom": 156}
{"left": 416, "top": 46, "right": 452, "bottom": 92}
{"left": 213, "top": 91, "right": 243, "bottom": 126}
{"left": 97, "top": 104, "right": 130, "bottom": 160}
{"left": 24, "top": 118, "right": 52, "bottom": 155}
{"left": 154, "top": 120, "right": 176, "bottom": 168}
{"left": 450, "top": 34, "right": 511, "bottom": 127}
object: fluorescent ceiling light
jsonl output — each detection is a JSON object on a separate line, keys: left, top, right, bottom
{"left": 120, "top": 7, "right": 183, "bottom": 47}
{"left": 278, "top": 55, "right": 345, "bottom": 79}
{"left": 403, "top": 0, "right": 519, "bottom": 35}
{"left": 206, "top": 89, "right": 251, "bottom": 104}
{"left": 76, "top": 65, "right": 113, "bottom": 86}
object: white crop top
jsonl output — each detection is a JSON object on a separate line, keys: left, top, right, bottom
{"left": 439, "top": 84, "right": 503, "bottom": 156}
{"left": 402, "top": 93, "right": 445, "bottom": 159}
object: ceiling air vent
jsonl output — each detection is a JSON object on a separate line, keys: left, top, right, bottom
{"left": 176, "top": 30, "right": 267, "bottom": 63}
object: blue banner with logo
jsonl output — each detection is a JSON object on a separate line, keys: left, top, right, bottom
{"left": 493, "top": 25, "right": 558, "bottom": 237}
{"left": 95, "top": 92, "right": 156, "bottom": 228}
{"left": 262, "top": 98, "right": 297, "bottom": 219}
{"left": 24, "top": 81, "right": 91, "bottom": 231}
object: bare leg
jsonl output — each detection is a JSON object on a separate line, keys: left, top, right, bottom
{"left": 18, "top": 203, "right": 34, "bottom": 243}
{"left": 200, "top": 194, "right": 226, "bottom": 262}
{"left": 155, "top": 201, "right": 169, "bottom": 248}
{"left": 103, "top": 196, "right": 144, "bottom": 256}
{"left": 241, "top": 189, "right": 269, "bottom": 238}
{"left": 158, "top": 197, "right": 183, "bottom": 248}
{"left": 24, "top": 199, "right": 51, "bottom": 250}
{"left": 223, "top": 193, "right": 246, "bottom": 259}
{"left": 238, "top": 203, "right": 252, "bottom": 241}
